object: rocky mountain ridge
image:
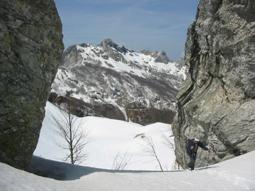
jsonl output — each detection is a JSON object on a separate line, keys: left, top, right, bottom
{"left": 50, "top": 39, "right": 186, "bottom": 125}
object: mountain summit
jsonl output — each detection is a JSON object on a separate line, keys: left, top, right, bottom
{"left": 99, "top": 38, "right": 128, "bottom": 53}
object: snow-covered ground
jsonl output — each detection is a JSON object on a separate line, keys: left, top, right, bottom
{"left": 34, "top": 102, "right": 175, "bottom": 171}
{"left": 7, "top": 101, "right": 250, "bottom": 191}
{"left": 1, "top": 150, "right": 255, "bottom": 191}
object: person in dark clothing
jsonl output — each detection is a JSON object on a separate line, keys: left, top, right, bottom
{"left": 186, "top": 138, "right": 209, "bottom": 170}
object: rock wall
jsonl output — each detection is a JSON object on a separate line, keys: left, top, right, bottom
{"left": 173, "top": 0, "right": 255, "bottom": 168}
{"left": 0, "top": 0, "right": 63, "bottom": 169}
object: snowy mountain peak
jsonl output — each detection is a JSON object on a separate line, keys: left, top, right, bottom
{"left": 99, "top": 38, "right": 128, "bottom": 53}
{"left": 72, "top": 41, "right": 185, "bottom": 79}
{"left": 99, "top": 38, "right": 117, "bottom": 48}
{"left": 51, "top": 39, "right": 186, "bottom": 124}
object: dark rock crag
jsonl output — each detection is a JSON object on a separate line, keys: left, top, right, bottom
{"left": 173, "top": 0, "right": 255, "bottom": 168}
{"left": 0, "top": 0, "right": 64, "bottom": 169}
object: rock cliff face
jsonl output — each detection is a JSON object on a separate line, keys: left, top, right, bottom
{"left": 0, "top": 0, "right": 63, "bottom": 169}
{"left": 173, "top": 0, "right": 255, "bottom": 168}
{"left": 51, "top": 39, "right": 186, "bottom": 125}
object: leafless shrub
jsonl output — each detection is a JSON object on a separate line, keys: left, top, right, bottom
{"left": 51, "top": 102, "right": 88, "bottom": 165}
{"left": 112, "top": 152, "right": 132, "bottom": 170}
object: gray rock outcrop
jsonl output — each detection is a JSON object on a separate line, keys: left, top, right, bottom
{"left": 173, "top": 0, "right": 255, "bottom": 168}
{"left": 0, "top": 0, "right": 63, "bottom": 169}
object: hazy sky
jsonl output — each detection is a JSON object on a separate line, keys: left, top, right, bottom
{"left": 55, "top": 0, "right": 199, "bottom": 60}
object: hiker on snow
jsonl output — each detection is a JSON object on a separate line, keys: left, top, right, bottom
{"left": 186, "top": 138, "right": 209, "bottom": 170}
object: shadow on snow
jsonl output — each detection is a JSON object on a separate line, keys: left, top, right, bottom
{"left": 28, "top": 156, "right": 218, "bottom": 181}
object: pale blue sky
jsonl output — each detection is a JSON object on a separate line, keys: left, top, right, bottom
{"left": 55, "top": 0, "right": 199, "bottom": 60}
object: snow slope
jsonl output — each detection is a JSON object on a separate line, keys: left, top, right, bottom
{"left": 34, "top": 102, "right": 175, "bottom": 171}
{"left": 1, "top": 151, "right": 255, "bottom": 191}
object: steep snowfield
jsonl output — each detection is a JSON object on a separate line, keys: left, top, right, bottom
{"left": 34, "top": 102, "right": 175, "bottom": 171}
{"left": 1, "top": 151, "right": 255, "bottom": 191}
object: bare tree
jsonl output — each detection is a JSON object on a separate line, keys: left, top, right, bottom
{"left": 51, "top": 102, "right": 88, "bottom": 165}
{"left": 143, "top": 136, "right": 164, "bottom": 172}
{"left": 112, "top": 152, "right": 131, "bottom": 170}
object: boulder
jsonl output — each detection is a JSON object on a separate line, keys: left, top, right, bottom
{"left": 0, "top": 0, "right": 63, "bottom": 169}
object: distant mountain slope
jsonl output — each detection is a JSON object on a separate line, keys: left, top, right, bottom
{"left": 50, "top": 39, "right": 186, "bottom": 124}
